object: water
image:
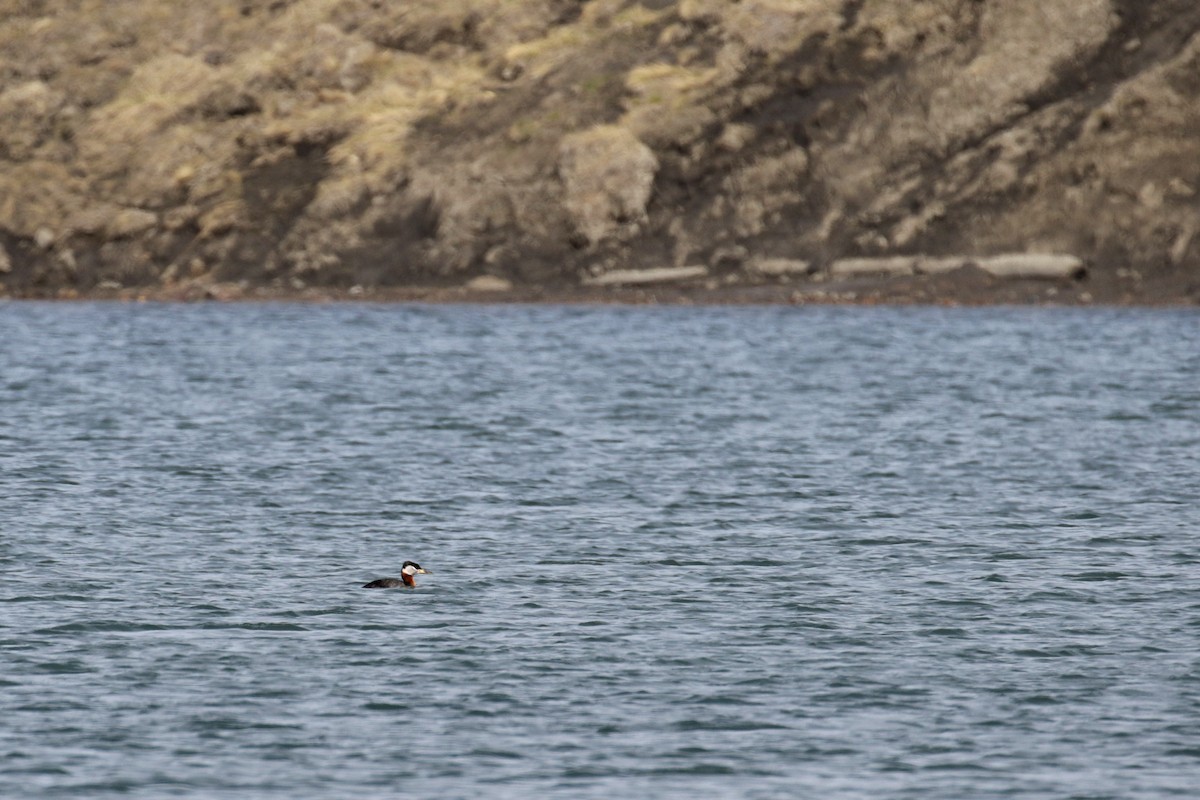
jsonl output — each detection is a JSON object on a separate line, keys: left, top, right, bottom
{"left": 2, "top": 302, "right": 1198, "bottom": 799}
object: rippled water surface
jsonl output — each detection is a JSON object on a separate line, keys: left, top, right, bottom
{"left": 2, "top": 303, "right": 1198, "bottom": 798}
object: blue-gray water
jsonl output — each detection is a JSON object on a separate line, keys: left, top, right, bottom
{"left": 2, "top": 303, "right": 1198, "bottom": 799}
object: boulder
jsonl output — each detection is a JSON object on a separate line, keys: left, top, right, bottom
{"left": 828, "top": 257, "right": 916, "bottom": 277}
{"left": 750, "top": 257, "right": 811, "bottom": 276}
{"left": 914, "top": 256, "right": 970, "bottom": 275}
{"left": 106, "top": 208, "right": 158, "bottom": 240}
{"left": 583, "top": 265, "right": 708, "bottom": 287}
{"left": 464, "top": 275, "right": 513, "bottom": 292}
{"left": 559, "top": 126, "right": 658, "bottom": 246}
{"left": 974, "top": 254, "right": 1086, "bottom": 279}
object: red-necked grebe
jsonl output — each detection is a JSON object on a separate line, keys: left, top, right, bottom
{"left": 363, "top": 561, "right": 430, "bottom": 588}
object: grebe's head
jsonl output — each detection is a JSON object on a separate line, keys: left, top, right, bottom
{"left": 401, "top": 561, "right": 429, "bottom": 576}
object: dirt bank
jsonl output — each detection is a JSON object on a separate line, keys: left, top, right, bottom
{"left": 3, "top": 1, "right": 1200, "bottom": 304}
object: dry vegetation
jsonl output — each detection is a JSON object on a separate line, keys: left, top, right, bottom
{"left": 2, "top": 0, "right": 1200, "bottom": 302}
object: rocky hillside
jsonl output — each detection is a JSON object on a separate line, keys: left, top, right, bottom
{"left": 3, "top": 0, "right": 1200, "bottom": 302}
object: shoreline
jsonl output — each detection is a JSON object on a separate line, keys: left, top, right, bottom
{"left": 4, "top": 269, "right": 1197, "bottom": 308}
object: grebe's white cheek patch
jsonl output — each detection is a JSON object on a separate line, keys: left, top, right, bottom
{"left": 402, "top": 565, "right": 417, "bottom": 576}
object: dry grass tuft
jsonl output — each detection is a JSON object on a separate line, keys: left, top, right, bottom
{"left": 620, "top": 62, "right": 721, "bottom": 147}
{"left": 308, "top": 165, "right": 369, "bottom": 219}
{"left": 0, "top": 162, "right": 89, "bottom": 239}
{"left": 0, "top": 80, "right": 68, "bottom": 160}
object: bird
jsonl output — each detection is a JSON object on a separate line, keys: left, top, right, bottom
{"left": 362, "top": 561, "right": 430, "bottom": 588}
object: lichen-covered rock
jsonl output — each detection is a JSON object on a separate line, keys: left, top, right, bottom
{"left": 924, "top": 0, "right": 1117, "bottom": 150}
{"left": 822, "top": 0, "right": 1116, "bottom": 214}
{"left": 722, "top": 0, "right": 844, "bottom": 60}
{"left": 558, "top": 125, "right": 658, "bottom": 245}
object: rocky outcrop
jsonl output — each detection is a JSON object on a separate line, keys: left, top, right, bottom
{"left": 559, "top": 125, "right": 658, "bottom": 246}
{"left": 2, "top": 0, "right": 1200, "bottom": 301}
